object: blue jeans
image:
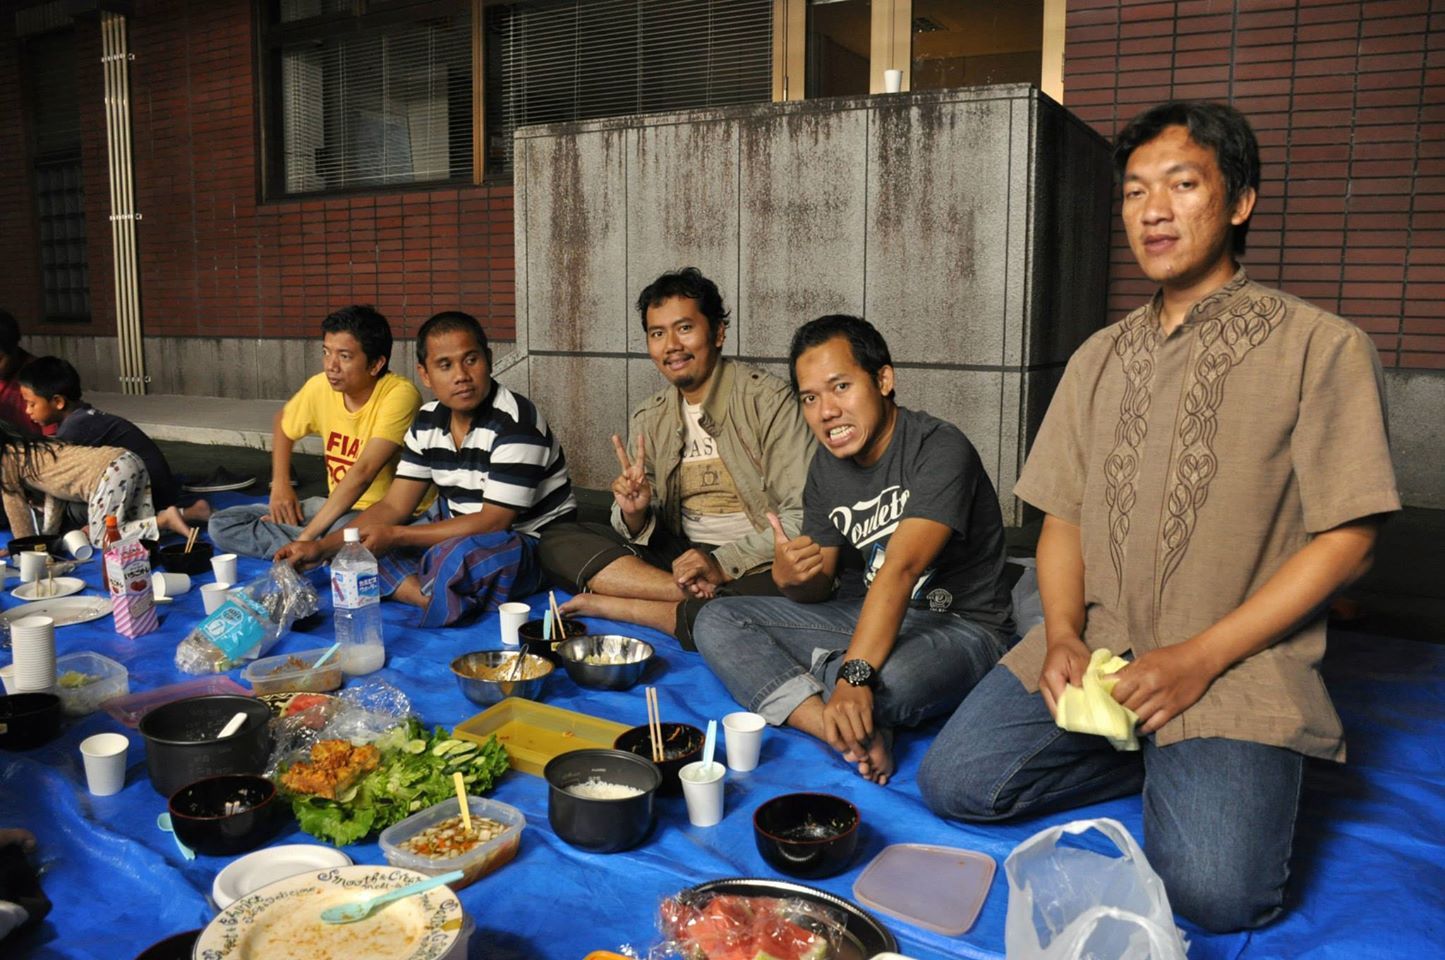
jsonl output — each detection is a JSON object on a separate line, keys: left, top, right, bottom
{"left": 207, "top": 497, "right": 359, "bottom": 559}
{"left": 693, "top": 596, "right": 1006, "bottom": 729}
{"left": 918, "top": 664, "right": 1304, "bottom": 933}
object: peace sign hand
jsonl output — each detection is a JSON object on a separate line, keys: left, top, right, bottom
{"left": 611, "top": 433, "right": 653, "bottom": 532}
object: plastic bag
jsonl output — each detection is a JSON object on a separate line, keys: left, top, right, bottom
{"left": 1004, "top": 818, "right": 1188, "bottom": 960}
{"left": 264, "top": 678, "right": 413, "bottom": 779}
{"left": 174, "top": 561, "right": 319, "bottom": 673}
{"left": 652, "top": 891, "right": 847, "bottom": 960}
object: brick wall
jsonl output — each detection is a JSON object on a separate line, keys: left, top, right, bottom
{"left": 1064, "top": 0, "right": 1443, "bottom": 370}
{"left": 1, "top": 0, "right": 515, "bottom": 347}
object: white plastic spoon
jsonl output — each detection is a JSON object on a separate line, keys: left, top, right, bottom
{"left": 216, "top": 711, "right": 248, "bottom": 739}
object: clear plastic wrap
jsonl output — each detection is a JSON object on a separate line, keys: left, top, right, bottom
{"left": 264, "top": 678, "right": 412, "bottom": 778}
{"left": 653, "top": 891, "right": 846, "bottom": 960}
{"left": 174, "top": 561, "right": 320, "bottom": 673}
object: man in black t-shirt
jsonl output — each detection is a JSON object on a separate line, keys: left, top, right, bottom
{"left": 694, "top": 316, "right": 1013, "bottom": 784}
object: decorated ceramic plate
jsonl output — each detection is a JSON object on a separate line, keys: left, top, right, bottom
{"left": 195, "top": 864, "right": 465, "bottom": 960}
{"left": 11, "top": 577, "right": 87, "bottom": 601}
{"left": 0, "top": 595, "right": 111, "bottom": 627}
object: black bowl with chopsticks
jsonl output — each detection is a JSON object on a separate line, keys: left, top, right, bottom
{"left": 614, "top": 722, "right": 703, "bottom": 796}
{"left": 168, "top": 774, "right": 281, "bottom": 856}
{"left": 520, "top": 617, "right": 588, "bottom": 663}
{"left": 157, "top": 540, "right": 213, "bottom": 575}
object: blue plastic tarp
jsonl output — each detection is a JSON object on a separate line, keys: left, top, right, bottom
{"left": 3, "top": 500, "right": 1443, "bottom": 959}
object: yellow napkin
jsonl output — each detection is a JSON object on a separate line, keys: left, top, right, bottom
{"left": 1054, "top": 648, "right": 1140, "bottom": 751}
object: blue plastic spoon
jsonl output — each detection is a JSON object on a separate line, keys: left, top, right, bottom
{"left": 155, "top": 813, "right": 195, "bottom": 861}
{"left": 320, "top": 869, "right": 464, "bottom": 924}
{"left": 702, "top": 719, "right": 718, "bottom": 777}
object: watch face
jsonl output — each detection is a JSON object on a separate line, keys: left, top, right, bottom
{"left": 841, "top": 659, "right": 874, "bottom": 687}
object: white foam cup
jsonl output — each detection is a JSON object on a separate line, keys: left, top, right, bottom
{"left": 200, "top": 583, "right": 232, "bottom": 614}
{"left": 679, "top": 760, "right": 727, "bottom": 827}
{"left": 884, "top": 68, "right": 903, "bottom": 93}
{"left": 211, "top": 553, "right": 238, "bottom": 587}
{"left": 499, "top": 602, "right": 530, "bottom": 647}
{"left": 722, "top": 711, "right": 766, "bottom": 772}
{"left": 61, "top": 530, "right": 93, "bottom": 561}
{"left": 18, "top": 551, "right": 47, "bottom": 584}
{"left": 80, "top": 732, "right": 130, "bottom": 796}
{"left": 152, "top": 571, "right": 192, "bottom": 599}
{"left": 0, "top": 664, "right": 15, "bottom": 694}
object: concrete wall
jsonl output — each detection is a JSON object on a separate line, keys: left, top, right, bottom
{"left": 509, "top": 85, "right": 1114, "bottom": 523}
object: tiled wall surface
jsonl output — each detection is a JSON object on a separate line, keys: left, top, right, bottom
{"left": 1063, "top": 0, "right": 1445, "bottom": 371}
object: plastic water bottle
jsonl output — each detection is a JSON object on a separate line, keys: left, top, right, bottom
{"left": 331, "top": 528, "right": 384, "bottom": 675}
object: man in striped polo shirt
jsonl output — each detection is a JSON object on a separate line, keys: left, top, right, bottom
{"left": 278, "top": 311, "right": 576, "bottom": 626}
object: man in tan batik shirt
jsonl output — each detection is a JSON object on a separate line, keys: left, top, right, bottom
{"left": 919, "top": 101, "right": 1399, "bottom": 934}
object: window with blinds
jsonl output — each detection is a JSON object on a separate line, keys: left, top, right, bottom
{"left": 261, "top": 0, "right": 474, "bottom": 197}
{"left": 482, "top": 0, "right": 774, "bottom": 174}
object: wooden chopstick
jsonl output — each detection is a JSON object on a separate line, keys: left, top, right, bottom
{"left": 548, "top": 590, "right": 567, "bottom": 641}
{"left": 645, "top": 686, "right": 663, "bottom": 763}
{"left": 183, "top": 526, "right": 200, "bottom": 554}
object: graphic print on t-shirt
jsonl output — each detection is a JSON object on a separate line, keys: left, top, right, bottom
{"left": 679, "top": 403, "right": 754, "bottom": 546}
{"left": 324, "top": 430, "right": 364, "bottom": 485}
{"left": 830, "top": 484, "right": 938, "bottom": 600}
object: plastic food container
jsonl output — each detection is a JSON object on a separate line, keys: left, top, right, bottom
{"left": 379, "top": 795, "right": 525, "bottom": 889}
{"left": 241, "top": 647, "right": 343, "bottom": 695}
{"left": 54, "top": 651, "right": 130, "bottom": 717}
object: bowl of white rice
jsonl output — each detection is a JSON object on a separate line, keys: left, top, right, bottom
{"left": 544, "top": 748, "right": 662, "bottom": 853}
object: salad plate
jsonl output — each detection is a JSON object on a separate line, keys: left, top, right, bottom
{"left": 195, "top": 864, "right": 464, "bottom": 959}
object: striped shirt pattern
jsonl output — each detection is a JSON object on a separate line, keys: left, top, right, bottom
{"left": 398, "top": 383, "right": 576, "bottom": 537}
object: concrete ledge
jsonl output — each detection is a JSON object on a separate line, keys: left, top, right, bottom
{"left": 87, "top": 392, "right": 322, "bottom": 455}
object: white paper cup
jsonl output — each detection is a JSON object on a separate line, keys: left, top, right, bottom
{"left": 18, "top": 551, "right": 47, "bottom": 583}
{"left": 61, "top": 529, "right": 94, "bottom": 561}
{"left": 499, "top": 602, "right": 530, "bottom": 647}
{"left": 884, "top": 68, "right": 903, "bottom": 93}
{"left": 211, "top": 553, "right": 238, "bottom": 587}
{"left": 0, "top": 664, "right": 15, "bottom": 694}
{"left": 723, "top": 711, "right": 766, "bottom": 772}
{"left": 152, "top": 571, "right": 192, "bottom": 599}
{"left": 679, "top": 760, "right": 726, "bottom": 827}
{"left": 200, "top": 583, "right": 232, "bottom": 614}
{"left": 80, "top": 732, "right": 130, "bottom": 796}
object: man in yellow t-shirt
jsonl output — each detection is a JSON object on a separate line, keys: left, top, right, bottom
{"left": 208, "top": 305, "right": 423, "bottom": 558}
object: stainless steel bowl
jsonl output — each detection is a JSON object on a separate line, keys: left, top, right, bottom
{"left": 450, "top": 651, "right": 554, "bottom": 706}
{"left": 555, "top": 635, "right": 654, "bottom": 691}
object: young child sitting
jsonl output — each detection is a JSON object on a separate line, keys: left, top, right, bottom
{"left": 17, "top": 357, "right": 208, "bottom": 537}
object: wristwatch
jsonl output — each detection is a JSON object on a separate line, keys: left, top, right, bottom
{"left": 839, "top": 658, "right": 877, "bottom": 688}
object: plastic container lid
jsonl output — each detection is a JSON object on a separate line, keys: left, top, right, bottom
{"left": 851, "top": 842, "right": 995, "bottom": 937}
{"left": 101, "top": 676, "right": 251, "bottom": 728}
{"left": 343, "top": 528, "right": 360, "bottom": 542}
{"left": 379, "top": 794, "right": 525, "bottom": 890}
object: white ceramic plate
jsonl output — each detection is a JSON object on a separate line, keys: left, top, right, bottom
{"left": 211, "top": 844, "right": 353, "bottom": 910}
{"left": 0, "top": 595, "right": 112, "bottom": 627}
{"left": 196, "top": 864, "right": 465, "bottom": 960}
{"left": 11, "top": 577, "right": 87, "bottom": 601}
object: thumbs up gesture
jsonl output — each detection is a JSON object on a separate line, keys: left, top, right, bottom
{"left": 768, "top": 512, "right": 823, "bottom": 591}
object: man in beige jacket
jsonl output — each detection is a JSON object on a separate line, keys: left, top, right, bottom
{"left": 540, "top": 268, "right": 814, "bottom": 648}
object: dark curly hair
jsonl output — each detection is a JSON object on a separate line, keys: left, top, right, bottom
{"left": 636, "top": 268, "right": 730, "bottom": 336}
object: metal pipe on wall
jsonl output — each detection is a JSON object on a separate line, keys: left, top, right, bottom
{"left": 100, "top": 10, "right": 147, "bottom": 395}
